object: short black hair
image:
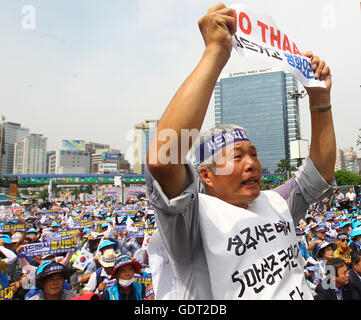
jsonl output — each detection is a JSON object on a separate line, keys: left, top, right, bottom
{"left": 326, "top": 257, "right": 347, "bottom": 276}
{"left": 351, "top": 252, "right": 361, "bottom": 265}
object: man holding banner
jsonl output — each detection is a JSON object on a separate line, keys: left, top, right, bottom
{"left": 146, "top": 3, "right": 336, "bottom": 300}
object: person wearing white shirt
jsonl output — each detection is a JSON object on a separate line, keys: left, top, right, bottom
{"left": 346, "top": 187, "right": 356, "bottom": 203}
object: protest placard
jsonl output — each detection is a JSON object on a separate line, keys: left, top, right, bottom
{"left": 230, "top": 3, "right": 326, "bottom": 88}
{"left": 18, "top": 237, "right": 78, "bottom": 257}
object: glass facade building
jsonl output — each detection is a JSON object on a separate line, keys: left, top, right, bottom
{"left": 215, "top": 68, "right": 299, "bottom": 174}
{"left": 0, "top": 122, "right": 30, "bottom": 174}
{"left": 133, "top": 120, "right": 158, "bottom": 174}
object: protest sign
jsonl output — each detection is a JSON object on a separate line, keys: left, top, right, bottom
{"left": 230, "top": 3, "right": 326, "bottom": 88}
{"left": 0, "top": 287, "right": 13, "bottom": 300}
{"left": 0, "top": 223, "right": 26, "bottom": 233}
{"left": 134, "top": 274, "right": 152, "bottom": 288}
{"left": 43, "top": 229, "right": 79, "bottom": 242}
{"left": 18, "top": 237, "right": 78, "bottom": 257}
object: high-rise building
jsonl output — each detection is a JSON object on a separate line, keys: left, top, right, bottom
{"left": 335, "top": 149, "right": 346, "bottom": 171}
{"left": 13, "top": 133, "right": 47, "bottom": 174}
{"left": 335, "top": 147, "right": 360, "bottom": 174}
{"left": 133, "top": 120, "right": 159, "bottom": 174}
{"left": 55, "top": 150, "right": 90, "bottom": 174}
{"left": 91, "top": 149, "right": 130, "bottom": 174}
{"left": 47, "top": 151, "right": 56, "bottom": 174}
{"left": 214, "top": 67, "right": 300, "bottom": 174}
{"left": 344, "top": 147, "right": 359, "bottom": 174}
{"left": 0, "top": 122, "right": 29, "bottom": 174}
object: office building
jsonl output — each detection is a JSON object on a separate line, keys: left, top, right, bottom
{"left": 91, "top": 149, "right": 130, "bottom": 174}
{"left": 133, "top": 120, "right": 159, "bottom": 174}
{"left": 46, "top": 151, "right": 56, "bottom": 174}
{"left": 335, "top": 149, "right": 346, "bottom": 172}
{"left": 13, "top": 133, "right": 47, "bottom": 174}
{"left": 214, "top": 67, "right": 300, "bottom": 174}
{"left": 54, "top": 149, "right": 90, "bottom": 174}
{"left": 344, "top": 147, "right": 359, "bottom": 174}
{"left": 0, "top": 122, "right": 29, "bottom": 174}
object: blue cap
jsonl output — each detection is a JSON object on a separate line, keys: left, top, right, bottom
{"left": 352, "top": 221, "right": 361, "bottom": 229}
{"left": 0, "top": 234, "right": 12, "bottom": 244}
{"left": 351, "top": 227, "right": 361, "bottom": 239}
{"left": 51, "top": 222, "right": 59, "bottom": 227}
{"left": 35, "top": 261, "right": 71, "bottom": 286}
{"left": 27, "top": 228, "right": 38, "bottom": 234}
{"left": 101, "top": 223, "right": 108, "bottom": 228}
{"left": 340, "top": 221, "right": 351, "bottom": 228}
{"left": 98, "top": 239, "right": 117, "bottom": 251}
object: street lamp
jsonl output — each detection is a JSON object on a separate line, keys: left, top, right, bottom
{"left": 287, "top": 91, "right": 307, "bottom": 167}
{"left": 287, "top": 90, "right": 307, "bottom": 140}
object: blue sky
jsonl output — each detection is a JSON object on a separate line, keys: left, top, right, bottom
{"left": 0, "top": 0, "right": 360, "bottom": 165}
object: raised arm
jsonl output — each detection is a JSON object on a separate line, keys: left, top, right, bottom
{"left": 305, "top": 52, "right": 336, "bottom": 183}
{"left": 146, "top": 3, "right": 236, "bottom": 200}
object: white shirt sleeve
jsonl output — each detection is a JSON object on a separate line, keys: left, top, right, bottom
{"left": 82, "top": 271, "right": 97, "bottom": 292}
{"left": 0, "top": 246, "right": 17, "bottom": 265}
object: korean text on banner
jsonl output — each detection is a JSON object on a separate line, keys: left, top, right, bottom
{"left": 230, "top": 3, "right": 326, "bottom": 88}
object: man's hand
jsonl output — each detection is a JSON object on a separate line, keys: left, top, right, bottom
{"left": 97, "top": 281, "right": 107, "bottom": 292}
{"left": 198, "top": 3, "right": 236, "bottom": 60}
{"left": 304, "top": 51, "right": 332, "bottom": 109}
{"left": 9, "top": 281, "right": 21, "bottom": 293}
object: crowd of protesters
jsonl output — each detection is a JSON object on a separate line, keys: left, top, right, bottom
{"left": 0, "top": 185, "right": 360, "bottom": 300}
{"left": 0, "top": 198, "right": 155, "bottom": 300}
{"left": 296, "top": 187, "right": 361, "bottom": 300}
{"left": 0, "top": 185, "right": 361, "bottom": 300}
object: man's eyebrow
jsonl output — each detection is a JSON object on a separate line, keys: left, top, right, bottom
{"left": 233, "top": 145, "right": 257, "bottom": 152}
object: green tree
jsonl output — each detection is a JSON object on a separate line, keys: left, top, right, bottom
{"left": 72, "top": 187, "right": 81, "bottom": 200}
{"left": 85, "top": 184, "right": 93, "bottom": 194}
{"left": 274, "top": 159, "right": 296, "bottom": 181}
{"left": 334, "top": 170, "right": 361, "bottom": 186}
{"left": 39, "top": 189, "right": 48, "bottom": 200}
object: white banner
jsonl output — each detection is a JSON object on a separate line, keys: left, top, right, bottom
{"left": 230, "top": 3, "right": 326, "bottom": 88}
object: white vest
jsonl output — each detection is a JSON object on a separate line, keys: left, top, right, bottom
{"left": 198, "top": 190, "right": 313, "bottom": 300}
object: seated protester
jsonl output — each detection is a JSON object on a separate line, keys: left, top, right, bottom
{"left": 8, "top": 233, "right": 26, "bottom": 300}
{"left": 305, "top": 221, "right": 319, "bottom": 245}
{"left": 0, "top": 236, "right": 17, "bottom": 290}
{"left": 349, "top": 227, "right": 361, "bottom": 256}
{"left": 25, "top": 228, "right": 39, "bottom": 243}
{"left": 16, "top": 248, "right": 73, "bottom": 300}
{"left": 295, "top": 226, "right": 317, "bottom": 265}
{"left": 348, "top": 252, "right": 361, "bottom": 300}
{"left": 313, "top": 240, "right": 337, "bottom": 286}
{"left": 324, "top": 215, "right": 338, "bottom": 240}
{"left": 308, "top": 225, "right": 328, "bottom": 260}
{"left": 100, "top": 255, "right": 145, "bottom": 300}
{"left": 28, "top": 261, "right": 78, "bottom": 300}
{"left": 81, "top": 246, "right": 118, "bottom": 295}
{"left": 314, "top": 257, "right": 351, "bottom": 300}
{"left": 339, "top": 221, "right": 352, "bottom": 236}
{"left": 333, "top": 232, "right": 352, "bottom": 265}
